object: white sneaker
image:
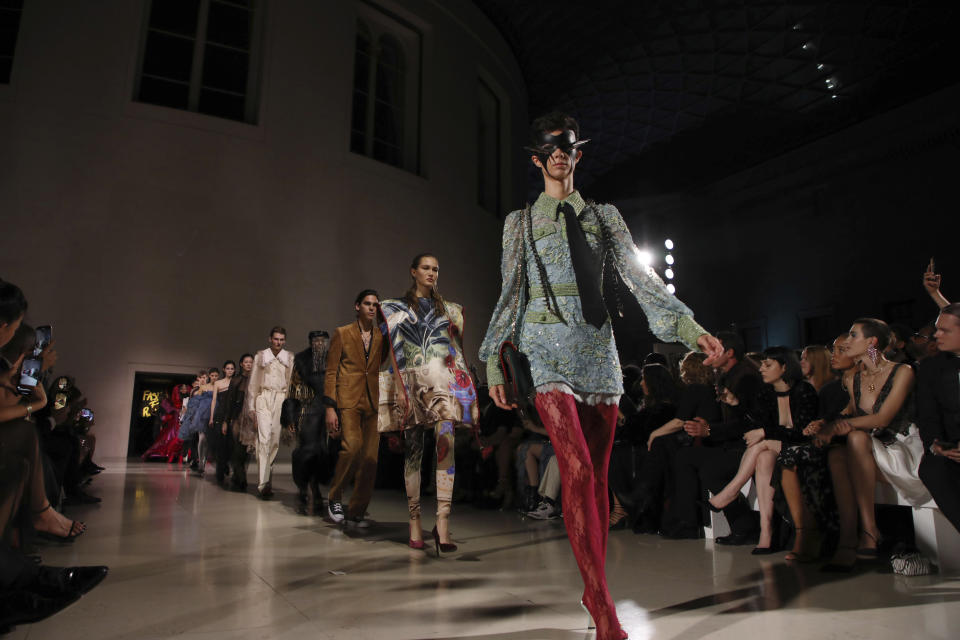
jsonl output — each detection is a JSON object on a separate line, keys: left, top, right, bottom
{"left": 327, "top": 501, "right": 344, "bottom": 523}
{"left": 527, "top": 501, "right": 559, "bottom": 520}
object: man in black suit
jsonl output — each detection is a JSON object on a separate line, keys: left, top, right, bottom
{"left": 917, "top": 303, "right": 960, "bottom": 533}
{"left": 662, "top": 331, "right": 764, "bottom": 542}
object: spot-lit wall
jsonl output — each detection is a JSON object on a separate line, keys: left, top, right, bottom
{"left": 614, "top": 83, "right": 960, "bottom": 352}
{"left": 0, "top": 0, "right": 527, "bottom": 457}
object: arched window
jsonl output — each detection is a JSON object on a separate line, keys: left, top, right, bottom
{"left": 349, "top": 9, "right": 420, "bottom": 172}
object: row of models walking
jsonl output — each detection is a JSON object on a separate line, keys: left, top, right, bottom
{"left": 153, "top": 111, "right": 722, "bottom": 640}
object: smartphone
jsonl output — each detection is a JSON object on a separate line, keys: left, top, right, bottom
{"left": 17, "top": 358, "right": 43, "bottom": 396}
{"left": 79, "top": 408, "right": 94, "bottom": 421}
{"left": 939, "top": 440, "right": 958, "bottom": 450}
{"left": 33, "top": 325, "right": 52, "bottom": 357}
{"left": 54, "top": 393, "right": 68, "bottom": 411}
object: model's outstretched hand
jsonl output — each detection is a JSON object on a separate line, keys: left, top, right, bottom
{"left": 697, "top": 334, "right": 724, "bottom": 366}
{"left": 489, "top": 384, "right": 517, "bottom": 411}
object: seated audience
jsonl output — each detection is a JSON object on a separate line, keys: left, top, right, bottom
{"left": 0, "top": 278, "right": 106, "bottom": 633}
{"left": 800, "top": 345, "right": 835, "bottom": 392}
{"left": 608, "top": 363, "right": 678, "bottom": 529}
{"left": 631, "top": 351, "right": 719, "bottom": 533}
{"left": 885, "top": 324, "right": 913, "bottom": 364}
{"left": 515, "top": 413, "right": 552, "bottom": 513}
{"left": 917, "top": 303, "right": 960, "bottom": 533}
{"left": 812, "top": 318, "right": 923, "bottom": 571}
{"left": 707, "top": 347, "right": 818, "bottom": 554}
{"left": 662, "top": 331, "right": 763, "bottom": 541}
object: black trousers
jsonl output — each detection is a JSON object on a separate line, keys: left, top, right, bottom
{"left": 40, "top": 428, "right": 81, "bottom": 497}
{"left": 291, "top": 410, "right": 330, "bottom": 492}
{"left": 667, "top": 443, "right": 756, "bottom": 535}
{"left": 919, "top": 453, "right": 960, "bottom": 534}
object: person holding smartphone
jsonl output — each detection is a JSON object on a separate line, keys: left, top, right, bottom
{"left": 917, "top": 303, "right": 960, "bottom": 533}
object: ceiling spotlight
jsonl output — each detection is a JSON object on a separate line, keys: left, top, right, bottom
{"left": 664, "top": 239, "right": 674, "bottom": 250}
{"left": 792, "top": 23, "right": 802, "bottom": 31}
{"left": 831, "top": 94, "right": 838, "bottom": 99}
{"left": 802, "top": 42, "right": 813, "bottom": 50}
{"left": 635, "top": 249, "right": 653, "bottom": 266}
{"left": 665, "top": 268, "right": 674, "bottom": 279}
{"left": 665, "top": 254, "right": 675, "bottom": 265}
{"left": 666, "top": 284, "right": 676, "bottom": 294}
{"left": 817, "top": 63, "right": 824, "bottom": 70}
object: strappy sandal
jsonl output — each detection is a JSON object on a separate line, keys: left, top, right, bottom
{"left": 33, "top": 503, "right": 85, "bottom": 543}
{"left": 856, "top": 530, "right": 882, "bottom": 559}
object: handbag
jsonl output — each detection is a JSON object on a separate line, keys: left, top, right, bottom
{"left": 499, "top": 340, "right": 536, "bottom": 416}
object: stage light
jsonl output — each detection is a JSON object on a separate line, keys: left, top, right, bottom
{"left": 634, "top": 249, "right": 653, "bottom": 266}
{"left": 665, "top": 254, "right": 674, "bottom": 265}
{"left": 665, "top": 268, "right": 674, "bottom": 279}
{"left": 802, "top": 42, "right": 814, "bottom": 50}
{"left": 667, "top": 284, "right": 676, "bottom": 294}
{"left": 831, "top": 94, "right": 838, "bottom": 99}
{"left": 664, "top": 239, "right": 674, "bottom": 250}
{"left": 817, "top": 63, "right": 824, "bottom": 70}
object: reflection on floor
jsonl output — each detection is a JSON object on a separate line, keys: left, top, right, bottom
{"left": 10, "top": 461, "right": 960, "bottom": 639}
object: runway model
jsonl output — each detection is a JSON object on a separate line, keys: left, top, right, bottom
{"left": 479, "top": 112, "right": 722, "bottom": 639}
{"left": 246, "top": 327, "right": 294, "bottom": 499}
{"left": 378, "top": 253, "right": 479, "bottom": 552}
{"left": 324, "top": 290, "right": 386, "bottom": 527}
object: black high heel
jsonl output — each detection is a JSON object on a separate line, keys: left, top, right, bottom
{"left": 696, "top": 498, "right": 723, "bottom": 514}
{"left": 431, "top": 526, "right": 457, "bottom": 554}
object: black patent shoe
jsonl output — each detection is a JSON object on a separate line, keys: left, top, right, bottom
{"left": 715, "top": 532, "right": 759, "bottom": 546}
{"left": 35, "top": 565, "right": 109, "bottom": 596}
{"left": 0, "top": 590, "right": 80, "bottom": 630}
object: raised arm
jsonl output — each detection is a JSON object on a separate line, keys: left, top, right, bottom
{"left": 598, "top": 205, "right": 722, "bottom": 362}
{"left": 923, "top": 259, "right": 950, "bottom": 310}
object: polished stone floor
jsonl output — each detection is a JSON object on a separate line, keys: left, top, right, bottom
{"left": 10, "top": 460, "right": 960, "bottom": 639}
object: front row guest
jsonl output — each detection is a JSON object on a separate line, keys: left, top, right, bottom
{"left": 324, "top": 290, "right": 385, "bottom": 527}
{"left": 811, "top": 319, "right": 923, "bottom": 571}
{"left": 288, "top": 331, "right": 331, "bottom": 515}
{"left": 665, "top": 331, "right": 762, "bottom": 542}
{"left": 800, "top": 345, "right": 835, "bottom": 392}
{"left": 632, "top": 351, "right": 720, "bottom": 533}
{"left": 917, "top": 303, "right": 960, "bottom": 533}
{"left": 246, "top": 327, "right": 294, "bottom": 499}
{"left": 707, "top": 347, "right": 819, "bottom": 554}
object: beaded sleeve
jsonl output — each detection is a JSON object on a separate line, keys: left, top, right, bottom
{"left": 599, "top": 204, "right": 706, "bottom": 349}
{"left": 478, "top": 210, "right": 527, "bottom": 387}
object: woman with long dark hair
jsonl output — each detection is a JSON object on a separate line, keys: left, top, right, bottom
{"left": 608, "top": 363, "right": 677, "bottom": 529}
{"left": 378, "top": 253, "right": 479, "bottom": 552}
{"left": 707, "top": 346, "right": 819, "bottom": 553}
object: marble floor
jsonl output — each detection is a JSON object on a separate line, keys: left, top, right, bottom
{"left": 9, "top": 460, "right": 960, "bottom": 639}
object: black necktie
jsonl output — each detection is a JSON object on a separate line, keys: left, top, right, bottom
{"left": 559, "top": 202, "right": 606, "bottom": 329}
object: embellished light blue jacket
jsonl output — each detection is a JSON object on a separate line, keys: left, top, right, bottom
{"left": 478, "top": 191, "right": 707, "bottom": 396}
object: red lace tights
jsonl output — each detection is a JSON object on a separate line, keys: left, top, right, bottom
{"left": 535, "top": 390, "right": 625, "bottom": 640}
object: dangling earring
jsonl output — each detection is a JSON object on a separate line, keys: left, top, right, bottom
{"left": 867, "top": 344, "right": 879, "bottom": 365}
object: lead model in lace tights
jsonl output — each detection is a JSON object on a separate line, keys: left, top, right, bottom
{"left": 479, "top": 112, "right": 722, "bottom": 640}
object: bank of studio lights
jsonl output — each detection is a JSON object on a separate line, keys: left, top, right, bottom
{"left": 664, "top": 239, "right": 675, "bottom": 294}
{"left": 633, "top": 240, "right": 676, "bottom": 294}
